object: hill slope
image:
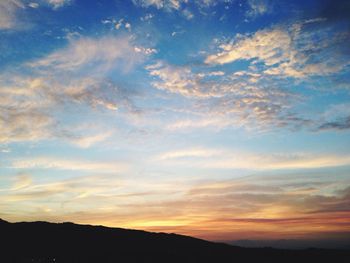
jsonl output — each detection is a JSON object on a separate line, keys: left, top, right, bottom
{"left": 1, "top": 218, "right": 349, "bottom": 263}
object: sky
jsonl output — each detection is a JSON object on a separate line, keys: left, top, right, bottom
{"left": 0, "top": 0, "right": 350, "bottom": 246}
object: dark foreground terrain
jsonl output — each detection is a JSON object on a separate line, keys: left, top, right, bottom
{"left": 1, "top": 218, "right": 349, "bottom": 263}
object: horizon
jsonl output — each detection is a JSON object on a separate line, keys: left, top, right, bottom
{"left": 2, "top": 218, "right": 350, "bottom": 250}
{"left": 1, "top": 0, "right": 350, "bottom": 249}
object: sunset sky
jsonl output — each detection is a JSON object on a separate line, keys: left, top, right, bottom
{"left": 1, "top": 0, "right": 350, "bottom": 245}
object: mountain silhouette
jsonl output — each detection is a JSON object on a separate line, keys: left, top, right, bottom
{"left": 1, "top": 218, "right": 349, "bottom": 263}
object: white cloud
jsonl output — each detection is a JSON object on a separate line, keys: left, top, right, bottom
{"left": 112, "top": 19, "right": 133, "bottom": 31}
{"left": 11, "top": 157, "right": 127, "bottom": 173}
{"left": 195, "top": 0, "right": 233, "bottom": 8}
{"left": 205, "top": 21, "right": 350, "bottom": 78}
{"left": 0, "top": 108, "right": 53, "bottom": 143}
{"left": 12, "top": 173, "right": 33, "bottom": 190}
{"left": 132, "top": 0, "right": 186, "bottom": 10}
{"left": 156, "top": 148, "right": 221, "bottom": 160}
{"left": 1, "top": 147, "right": 11, "bottom": 153}
{"left": 133, "top": 0, "right": 233, "bottom": 11}
{"left": 316, "top": 103, "right": 350, "bottom": 131}
{"left": 0, "top": 0, "right": 71, "bottom": 30}
{"left": 31, "top": 35, "right": 145, "bottom": 73}
{"left": 28, "top": 2, "right": 39, "bottom": 8}
{"left": 0, "top": 75, "right": 133, "bottom": 144}
{"left": 0, "top": 0, "right": 24, "bottom": 30}
{"left": 156, "top": 147, "right": 350, "bottom": 170}
{"left": 0, "top": 34, "right": 153, "bottom": 144}
{"left": 197, "top": 71, "right": 225, "bottom": 78}
{"left": 115, "top": 19, "right": 124, "bottom": 29}
{"left": 140, "top": 13, "right": 154, "bottom": 21}
{"left": 166, "top": 117, "right": 236, "bottom": 131}
{"left": 146, "top": 61, "right": 298, "bottom": 131}
{"left": 246, "top": 0, "right": 271, "bottom": 18}
{"left": 45, "top": 0, "right": 71, "bottom": 9}
{"left": 70, "top": 132, "right": 113, "bottom": 148}
{"left": 205, "top": 28, "right": 292, "bottom": 66}
{"left": 125, "top": 22, "right": 131, "bottom": 30}
{"left": 182, "top": 8, "right": 194, "bottom": 20}
{"left": 146, "top": 62, "right": 201, "bottom": 97}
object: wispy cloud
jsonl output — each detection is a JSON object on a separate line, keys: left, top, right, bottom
{"left": 206, "top": 19, "right": 350, "bottom": 78}
{"left": 0, "top": 79, "right": 54, "bottom": 143}
{"left": 205, "top": 27, "right": 292, "bottom": 66}
{"left": 0, "top": 76, "right": 127, "bottom": 143}
{"left": 146, "top": 61, "right": 203, "bottom": 97}
{"left": 4, "top": 171, "right": 348, "bottom": 241}
{"left": 0, "top": 0, "right": 24, "bottom": 30}
{"left": 45, "top": 0, "right": 71, "bottom": 9}
{"left": 132, "top": 0, "right": 233, "bottom": 13}
{"left": 132, "top": 0, "right": 185, "bottom": 11}
{"left": 146, "top": 61, "right": 303, "bottom": 131}
{"left": 31, "top": 35, "right": 146, "bottom": 73}
{"left": 69, "top": 131, "right": 113, "bottom": 148}
{"left": 0, "top": 35, "right": 151, "bottom": 144}
{"left": 318, "top": 117, "right": 350, "bottom": 131}
{"left": 0, "top": 0, "right": 72, "bottom": 31}
{"left": 11, "top": 173, "right": 33, "bottom": 190}
{"left": 156, "top": 147, "right": 221, "bottom": 160}
{"left": 155, "top": 147, "right": 350, "bottom": 170}
{"left": 10, "top": 157, "right": 127, "bottom": 172}
{"left": 246, "top": 0, "right": 272, "bottom": 18}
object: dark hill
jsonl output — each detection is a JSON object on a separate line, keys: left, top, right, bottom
{"left": 1, "top": 218, "right": 349, "bottom": 263}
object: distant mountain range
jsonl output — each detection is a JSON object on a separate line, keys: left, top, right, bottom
{"left": 230, "top": 238, "right": 350, "bottom": 250}
{"left": 1, "top": 218, "right": 349, "bottom": 263}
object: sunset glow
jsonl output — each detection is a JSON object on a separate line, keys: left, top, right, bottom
{"left": 1, "top": 0, "right": 350, "bottom": 246}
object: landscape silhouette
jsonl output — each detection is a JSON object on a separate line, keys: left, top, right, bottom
{"left": 1, "top": 218, "right": 349, "bottom": 263}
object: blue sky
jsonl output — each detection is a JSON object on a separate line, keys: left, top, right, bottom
{"left": 1, "top": 0, "right": 350, "bottom": 242}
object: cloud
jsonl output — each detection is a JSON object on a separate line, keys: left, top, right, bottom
{"left": 12, "top": 173, "right": 33, "bottom": 190}
{"left": 193, "top": 19, "right": 350, "bottom": 131}
{"left": 132, "top": 0, "right": 186, "bottom": 10}
{"left": 0, "top": 0, "right": 71, "bottom": 30}
{"left": 246, "top": 0, "right": 272, "bottom": 18}
{"left": 31, "top": 35, "right": 146, "bottom": 73}
{"left": 133, "top": 0, "right": 234, "bottom": 12}
{"left": 155, "top": 147, "right": 350, "bottom": 170}
{"left": 69, "top": 131, "right": 113, "bottom": 148}
{"left": 140, "top": 13, "right": 154, "bottom": 21}
{"left": 205, "top": 28, "right": 291, "bottom": 65}
{"left": 318, "top": 116, "right": 350, "bottom": 131}
{"left": 11, "top": 157, "right": 127, "bottom": 173}
{"left": 316, "top": 103, "right": 350, "bottom": 131}
{"left": 146, "top": 62, "right": 203, "bottom": 97}
{"left": 0, "top": 35, "right": 151, "bottom": 144}
{"left": 147, "top": 61, "right": 304, "bottom": 131}
{"left": 182, "top": 8, "right": 194, "bottom": 20}
{"left": 0, "top": 0, "right": 24, "bottom": 30}
{"left": 156, "top": 148, "right": 221, "bottom": 160}
{"left": 42, "top": 172, "right": 350, "bottom": 241}
{"left": 28, "top": 2, "right": 39, "bottom": 8}
{"left": 2, "top": 160, "right": 349, "bottom": 241}
{"left": 205, "top": 20, "right": 350, "bottom": 78}
{"left": 3, "top": 174, "right": 124, "bottom": 204}
{"left": 143, "top": 18, "right": 350, "bottom": 133}
{"left": 45, "top": 0, "right": 71, "bottom": 9}
{"left": 166, "top": 117, "right": 235, "bottom": 131}
{"left": 146, "top": 23, "right": 349, "bottom": 133}
{"left": 141, "top": 173, "right": 350, "bottom": 240}
{"left": 194, "top": 0, "right": 217, "bottom": 8}
{"left": 0, "top": 76, "right": 132, "bottom": 143}
{"left": 0, "top": 110, "right": 52, "bottom": 143}
{"left": 0, "top": 77, "right": 54, "bottom": 142}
